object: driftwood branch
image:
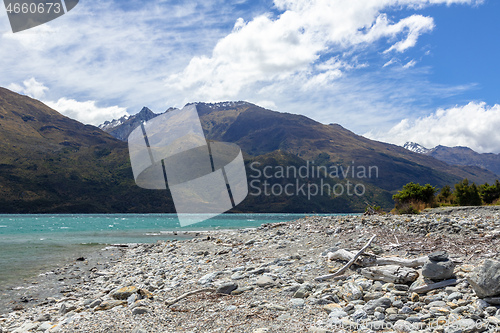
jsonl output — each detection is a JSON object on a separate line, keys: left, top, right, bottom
{"left": 316, "top": 235, "right": 376, "bottom": 281}
{"left": 375, "top": 257, "right": 427, "bottom": 268}
{"left": 327, "top": 249, "right": 427, "bottom": 268}
{"left": 165, "top": 288, "right": 215, "bottom": 307}
{"left": 360, "top": 265, "right": 419, "bottom": 284}
{"left": 410, "top": 279, "right": 462, "bottom": 294}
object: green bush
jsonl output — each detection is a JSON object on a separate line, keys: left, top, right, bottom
{"left": 479, "top": 180, "right": 500, "bottom": 204}
{"left": 393, "top": 182, "right": 436, "bottom": 204}
{"left": 393, "top": 182, "right": 437, "bottom": 214}
{"left": 454, "top": 179, "right": 482, "bottom": 206}
{"left": 436, "top": 185, "right": 454, "bottom": 204}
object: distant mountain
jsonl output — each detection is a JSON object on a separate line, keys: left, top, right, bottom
{"left": 1, "top": 87, "right": 497, "bottom": 213}
{"left": 403, "top": 142, "right": 500, "bottom": 178}
{"left": 101, "top": 101, "right": 497, "bottom": 212}
{"left": 0, "top": 88, "right": 175, "bottom": 213}
{"left": 99, "top": 107, "right": 158, "bottom": 141}
{"left": 404, "top": 142, "right": 430, "bottom": 154}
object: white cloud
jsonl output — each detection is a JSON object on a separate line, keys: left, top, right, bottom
{"left": 0, "top": 0, "right": 485, "bottom": 135}
{"left": 7, "top": 78, "right": 48, "bottom": 100}
{"left": 403, "top": 59, "right": 417, "bottom": 68}
{"left": 368, "top": 102, "right": 500, "bottom": 153}
{"left": 8, "top": 78, "right": 128, "bottom": 125}
{"left": 45, "top": 98, "right": 128, "bottom": 126}
{"left": 165, "top": 0, "right": 474, "bottom": 102}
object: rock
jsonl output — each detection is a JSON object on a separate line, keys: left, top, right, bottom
{"left": 467, "top": 259, "right": 500, "bottom": 298}
{"left": 323, "top": 303, "right": 342, "bottom": 314}
{"left": 289, "top": 298, "right": 305, "bottom": 308}
{"left": 339, "top": 281, "right": 363, "bottom": 301}
{"left": 34, "top": 313, "right": 51, "bottom": 322}
{"left": 328, "top": 308, "right": 348, "bottom": 319}
{"left": 393, "top": 319, "right": 415, "bottom": 332}
{"left": 428, "top": 251, "right": 449, "bottom": 261}
{"left": 484, "top": 297, "right": 500, "bottom": 305}
{"left": 399, "top": 306, "right": 413, "bottom": 314}
{"left": 422, "top": 258, "right": 455, "bottom": 280}
{"left": 12, "top": 322, "right": 39, "bottom": 333}
{"left": 216, "top": 283, "right": 238, "bottom": 295}
{"left": 59, "top": 303, "right": 77, "bottom": 315}
{"left": 365, "top": 320, "right": 389, "bottom": 331}
{"left": 139, "top": 288, "right": 154, "bottom": 299}
{"left": 256, "top": 275, "right": 275, "bottom": 288}
{"left": 394, "top": 284, "right": 409, "bottom": 291}
{"left": 131, "top": 327, "right": 147, "bottom": 333}
{"left": 94, "top": 300, "right": 127, "bottom": 311}
{"left": 264, "top": 303, "right": 286, "bottom": 311}
{"left": 293, "top": 287, "right": 309, "bottom": 299}
{"left": 352, "top": 309, "right": 367, "bottom": 322}
{"left": 284, "top": 284, "right": 301, "bottom": 293}
{"left": 232, "top": 286, "right": 253, "bottom": 295}
{"left": 447, "top": 292, "right": 463, "bottom": 301}
{"left": 248, "top": 267, "right": 268, "bottom": 275}
{"left": 427, "top": 300, "right": 447, "bottom": 308}
{"left": 128, "top": 293, "right": 137, "bottom": 306}
{"left": 198, "top": 272, "right": 221, "bottom": 285}
{"left": 132, "top": 307, "right": 149, "bottom": 315}
{"left": 88, "top": 299, "right": 102, "bottom": 309}
{"left": 363, "top": 292, "right": 385, "bottom": 301}
{"left": 245, "top": 239, "right": 256, "bottom": 246}
{"left": 474, "top": 299, "right": 489, "bottom": 310}
{"left": 111, "top": 286, "right": 139, "bottom": 300}
{"left": 363, "top": 297, "right": 392, "bottom": 314}
{"left": 38, "top": 322, "right": 53, "bottom": 331}
{"left": 253, "top": 329, "right": 269, "bottom": 333}
{"left": 231, "top": 272, "right": 246, "bottom": 280}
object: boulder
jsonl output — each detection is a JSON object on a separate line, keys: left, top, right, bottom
{"left": 216, "top": 283, "right": 238, "bottom": 295}
{"left": 111, "top": 286, "right": 138, "bottom": 300}
{"left": 422, "top": 258, "right": 455, "bottom": 281}
{"left": 467, "top": 259, "right": 500, "bottom": 298}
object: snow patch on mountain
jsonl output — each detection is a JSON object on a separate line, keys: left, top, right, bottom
{"left": 403, "top": 142, "right": 431, "bottom": 154}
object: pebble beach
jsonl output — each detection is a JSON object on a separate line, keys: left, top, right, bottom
{"left": 2, "top": 207, "right": 500, "bottom": 333}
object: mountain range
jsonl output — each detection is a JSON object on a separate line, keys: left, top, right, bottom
{"left": 0, "top": 87, "right": 497, "bottom": 213}
{"left": 404, "top": 142, "right": 500, "bottom": 178}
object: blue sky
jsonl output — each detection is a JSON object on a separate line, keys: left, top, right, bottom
{"left": 1, "top": 0, "right": 499, "bottom": 153}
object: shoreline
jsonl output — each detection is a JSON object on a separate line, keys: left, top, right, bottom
{"left": 1, "top": 208, "right": 500, "bottom": 332}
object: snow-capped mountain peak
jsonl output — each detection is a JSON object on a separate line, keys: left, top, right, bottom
{"left": 403, "top": 142, "right": 430, "bottom": 154}
{"left": 99, "top": 115, "right": 130, "bottom": 131}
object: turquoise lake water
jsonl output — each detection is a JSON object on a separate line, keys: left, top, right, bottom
{"left": 0, "top": 213, "right": 317, "bottom": 285}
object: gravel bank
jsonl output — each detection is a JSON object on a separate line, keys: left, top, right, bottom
{"left": 2, "top": 208, "right": 500, "bottom": 332}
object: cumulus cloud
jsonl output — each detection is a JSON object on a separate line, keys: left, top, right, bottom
{"left": 0, "top": 0, "right": 485, "bottom": 133}
{"left": 165, "top": 0, "right": 476, "bottom": 101}
{"left": 45, "top": 98, "right": 128, "bottom": 126}
{"left": 8, "top": 78, "right": 128, "bottom": 126}
{"left": 368, "top": 102, "right": 500, "bottom": 153}
{"left": 7, "top": 78, "right": 49, "bottom": 100}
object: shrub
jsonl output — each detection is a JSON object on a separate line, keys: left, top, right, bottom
{"left": 454, "top": 179, "right": 482, "bottom": 206}
{"left": 436, "top": 185, "right": 454, "bottom": 205}
{"left": 479, "top": 180, "right": 500, "bottom": 204}
{"left": 393, "top": 182, "right": 436, "bottom": 204}
{"left": 393, "top": 182, "right": 437, "bottom": 214}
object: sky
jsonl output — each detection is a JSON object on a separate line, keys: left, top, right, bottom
{"left": 1, "top": 0, "right": 499, "bottom": 153}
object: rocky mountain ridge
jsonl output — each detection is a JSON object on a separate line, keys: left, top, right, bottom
{"left": 404, "top": 142, "right": 500, "bottom": 177}
{"left": 0, "top": 87, "right": 497, "bottom": 213}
